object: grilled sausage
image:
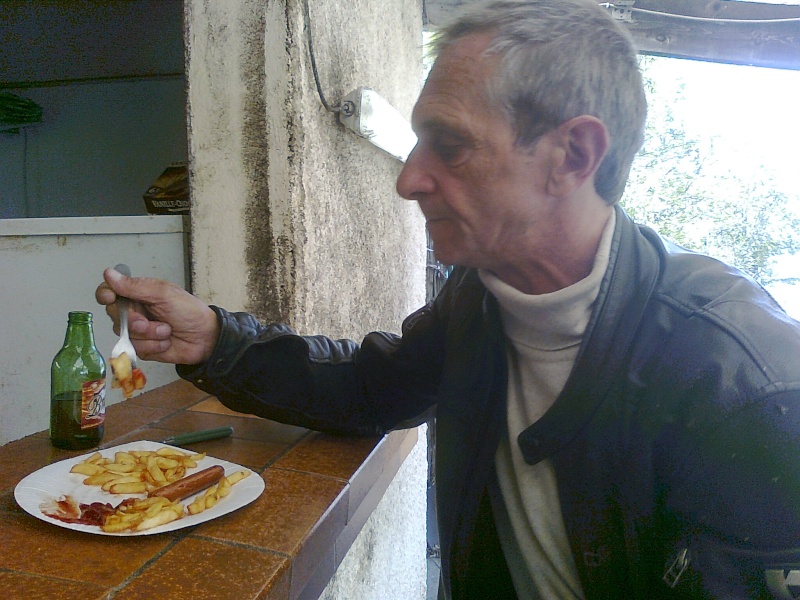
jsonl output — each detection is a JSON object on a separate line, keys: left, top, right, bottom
{"left": 148, "top": 465, "right": 225, "bottom": 502}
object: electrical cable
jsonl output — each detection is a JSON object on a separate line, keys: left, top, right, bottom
{"left": 600, "top": 3, "right": 800, "bottom": 24}
{"left": 303, "top": 0, "right": 340, "bottom": 113}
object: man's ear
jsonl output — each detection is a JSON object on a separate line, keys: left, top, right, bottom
{"left": 546, "top": 116, "right": 609, "bottom": 197}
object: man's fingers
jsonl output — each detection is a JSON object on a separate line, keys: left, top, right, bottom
{"left": 104, "top": 266, "right": 180, "bottom": 307}
{"left": 128, "top": 317, "right": 171, "bottom": 340}
{"left": 128, "top": 338, "right": 172, "bottom": 362}
{"left": 103, "top": 267, "right": 151, "bottom": 303}
{"left": 95, "top": 281, "right": 117, "bottom": 306}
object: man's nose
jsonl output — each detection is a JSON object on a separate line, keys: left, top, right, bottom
{"left": 396, "top": 145, "right": 433, "bottom": 200}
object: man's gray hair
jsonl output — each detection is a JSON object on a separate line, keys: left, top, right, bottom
{"left": 429, "top": 0, "right": 647, "bottom": 204}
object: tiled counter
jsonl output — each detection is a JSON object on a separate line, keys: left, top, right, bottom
{"left": 0, "top": 380, "right": 418, "bottom": 599}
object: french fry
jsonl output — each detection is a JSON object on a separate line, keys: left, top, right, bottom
{"left": 165, "top": 465, "right": 186, "bottom": 482}
{"left": 102, "top": 514, "right": 143, "bottom": 533}
{"left": 104, "top": 462, "right": 137, "bottom": 474}
{"left": 143, "top": 500, "right": 171, "bottom": 518}
{"left": 217, "top": 477, "right": 232, "bottom": 498}
{"left": 84, "top": 471, "right": 120, "bottom": 487}
{"left": 129, "top": 450, "right": 155, "bottom": 459}
{"left": 187, "top": 496, "right": 206, "bottom": 515}
{"left": 156, "top": 447, "right": 184, "bottom": 457}
{"left": 225, "top": 470, "right": 250, "bottom": 486}
{"left": 83, "top": 452, "right": 104, "bottom": 464}
{"left": 109, "top": 481, "right": 148, "bottom": 495}
{"left": 101, "top": 475, "right": 141, "bottom": 491}
{"left": 146, "top": 456, "right": 168, "bottom": 484}
{"left": 70, "top": 462, "right": 106, "bottom": 476}
{"left": 155, "top": 457, "right": 181, "bottom": 470}
{"left": 129, "top": 496, "right": 171, "bottom": 512}
{"left": 114, "top": 451, "right": 136, "bottom": 464}
{"left": 136, "top": 506, "right": 182, "bottom": 531}
{"left": 70, "top": 445, "right": 251, "bottom": 532}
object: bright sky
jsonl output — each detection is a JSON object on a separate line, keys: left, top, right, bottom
{"left": 646, "top": 57, "right": 800, "bottom": 198}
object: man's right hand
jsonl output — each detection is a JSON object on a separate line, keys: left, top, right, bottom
{"left": 95, "top": 267, "right": 220, "bottom": 366}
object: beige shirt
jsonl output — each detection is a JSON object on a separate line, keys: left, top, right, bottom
{"left": 478, "top": 211, "right": 615, "bottom": 599}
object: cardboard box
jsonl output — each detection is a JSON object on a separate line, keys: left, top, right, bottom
{"left": 142, "top": 163, "right": 190, "bottom": 215}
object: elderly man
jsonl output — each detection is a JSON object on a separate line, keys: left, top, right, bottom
{"left": 97, "top": 0, "right": 800, "bottom": 597}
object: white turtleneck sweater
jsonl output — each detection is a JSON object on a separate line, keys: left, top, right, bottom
{"left": 477, "top": 211, "right": 615, "bottom": 599}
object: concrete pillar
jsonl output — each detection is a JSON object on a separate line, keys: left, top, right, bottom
{"left": 184, "top": 0, "right": 427, "bottom": 596}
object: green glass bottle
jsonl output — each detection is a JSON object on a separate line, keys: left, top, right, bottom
{"left": 50, "top": 311, "right": 106, "bottom": 450}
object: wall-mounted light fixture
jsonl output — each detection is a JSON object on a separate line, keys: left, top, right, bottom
{"left": 339, "top": 87, "right": 417, "bottom": 163}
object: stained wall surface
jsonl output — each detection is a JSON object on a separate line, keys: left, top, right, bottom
{"left": 186, "top": 0, "right": 427, "bottom": 335}
{"left": 184, "top": 0, "right": 428, "bottom": 597}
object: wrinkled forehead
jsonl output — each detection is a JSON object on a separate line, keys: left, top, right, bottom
{"left": 416, "top": 33, "right": 499, "bottom": 114}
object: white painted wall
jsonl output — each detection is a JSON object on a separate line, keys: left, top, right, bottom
{"left": 0, "top": 216, "right": 188, "bottom": 446}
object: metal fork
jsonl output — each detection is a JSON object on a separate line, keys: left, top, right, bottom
{"left": 110, "top": 263, "right": 138, "bottom": 367}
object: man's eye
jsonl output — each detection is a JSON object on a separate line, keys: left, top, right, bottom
{"left": 432, "top": 140, "right": 468, "bottom": 165}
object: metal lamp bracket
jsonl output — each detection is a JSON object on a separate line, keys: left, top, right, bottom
{"left": 608, "top": 1, "right": 635, "bottom": 22}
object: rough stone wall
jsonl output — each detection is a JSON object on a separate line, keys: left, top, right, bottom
{"left": 186, "top": 0, "right": 426, "bottom": 336}
{"left": 288, "top": 0, "right": 427, "bottom": 337}
{"left": 185, "top": 0, "right": 427, "bottom": 597}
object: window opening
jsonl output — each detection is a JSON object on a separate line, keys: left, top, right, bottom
{"left": 621, "top": 55, "right": 800, "bottom": 318}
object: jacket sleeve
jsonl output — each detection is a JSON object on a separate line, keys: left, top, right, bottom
{"left": 176, "top": 291, "right": 450, "bottom": 436}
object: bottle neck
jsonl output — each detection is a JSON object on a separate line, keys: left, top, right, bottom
{"left": 63, "top": 311, "right": 95, "bottom": 349}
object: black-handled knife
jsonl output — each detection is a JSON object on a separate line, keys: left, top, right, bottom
{"left": 160, "top": 426, "right": 234, "bottom": 446}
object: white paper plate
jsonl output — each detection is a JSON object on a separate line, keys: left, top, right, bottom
{"left": 14, "top": 440, "right": 265, "bottom": 536}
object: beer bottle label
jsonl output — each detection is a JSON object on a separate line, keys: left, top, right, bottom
{"left": 80, "top": 379, "right": 106, "bottom": 430}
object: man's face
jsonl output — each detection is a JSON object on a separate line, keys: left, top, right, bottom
{"left": 396, "top": 32, "right": 554, "bottom": 271}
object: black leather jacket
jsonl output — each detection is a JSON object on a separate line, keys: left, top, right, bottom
{"left": 179, "top": 206, "right": 800, "bottom": 599}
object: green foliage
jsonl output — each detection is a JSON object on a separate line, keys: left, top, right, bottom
{"left": 0, "top": 92, "right": 42, "bottom": 134}
{"left": 620, "top": 57, "right": 800, "bottom": 287}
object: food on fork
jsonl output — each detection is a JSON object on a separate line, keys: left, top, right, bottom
{"left": 109, "top": 351, "right": 146, "bottom": 398}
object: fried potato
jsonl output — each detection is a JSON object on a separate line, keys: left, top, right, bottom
{"left": 84, "top": 471, "right": 121, "bottom": 487}
{"left": 83, "top": 452, "right": 104, "bottom": 464}
{"left": 186, "top": 495, "right": 206, "bottom": 515}
{"left": 155, "top": 448, "right": 183, "bottom": 457}
{"left": 70, "top": 462, "right": 106, "bottom": 476}
{"left": 225, "top": 470, "right": 250, "bottom": 486}
{"left": 217, "top": 477, "right": 232, "bottom": 498}
{"left": 146, "top": 456, "right": 168, "bottom": 484}
{"left": 110, "top": 352, "right": 147, "bottom": 398}
{"left": 109, "top": 481, "right": 148, "bottom": 495}
{"left": 75, "top": 447, "right": 199, "bottom": 495}
{"left": 114, "top": 451, "right": 136, "bottom": 463}
{"left": 129, "top": 497, "right": 172, "bottom": 512}
{"left": 110, "top": 352, "right": 132, "bottom": 381}
{"left": 102, "top": 513, "right": 144, "bottom": 533}
{"left": 72, "top": 446, "right": 250, "bottom": 532}
{"left": 104, "top": 462, "right": 137, "bottom": 474}
{"left": 101, "top": 474, "right": 142, "bottom": 490}
{"left": 135, "top": 505, "right": 182, "bottom": 531}
{"left": 155, "top": 457, "right": 181, "bottom": 470}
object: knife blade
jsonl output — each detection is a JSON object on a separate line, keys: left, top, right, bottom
{"left": 160, "top": 426, "right": 234, "bottom": 446}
